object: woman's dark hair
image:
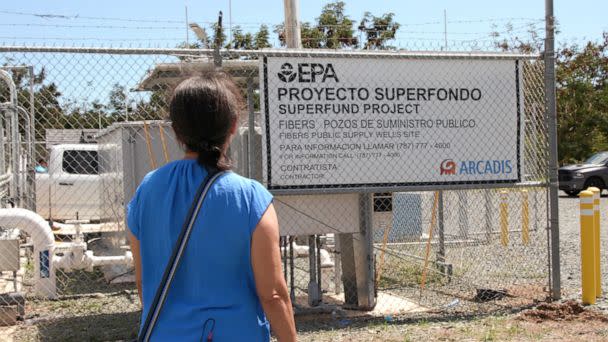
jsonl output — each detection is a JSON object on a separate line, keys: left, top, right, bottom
{"left": 169, "top": 71, "right": 243, "bottom": 170}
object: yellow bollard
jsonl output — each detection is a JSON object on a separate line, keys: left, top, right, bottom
{"left": 580, "top": 190, "right": 596, "bottom": 305}
{"left": 500, "top": 191, "right": 509, "bottom": 247}
{"left": 521, "top": 190, "right": 530, "bottom": 245}
{"left": 588, "top": 187, "right": 602, "bottom": 297}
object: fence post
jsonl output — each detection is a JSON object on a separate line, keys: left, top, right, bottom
{"left": 579, "top": 190, "right": 596, "bottom": 305}
{"left": 588, "top": 187, "right": 602, "bottom": 297}
{"left": 307, "top": 235, "right": 320, "bottom": 306}
{"left": 545, "top": 0, "right": 561, "bottom": 300}
{"left": 437, "top": 191, "right": 446, "bottom": 270}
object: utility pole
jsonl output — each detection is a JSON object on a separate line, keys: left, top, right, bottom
{"left": 443, "top": 9, "right": 448, "bottom": 50}
{"left": 284, "top": 0, "right": 316, "bottom": 307}
{"left": 228, "top": 0, "right": 233, "bottom": 46}
{"left": 544, "top": 0, "right": 560, "bottom": 300}
{"left": 283, "top": 0, "right": 302, "bottom": 49}
{"left": 185, "top": 6, "right": 189, "bottom": 45}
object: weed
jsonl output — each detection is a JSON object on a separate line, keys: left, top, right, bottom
{"left": 483, "top": 325, "right": 497, "bottom": 341}
{"left": 378, "top": 256, "right": 446, "bottom": 289}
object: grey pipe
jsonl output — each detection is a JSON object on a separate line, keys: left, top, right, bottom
{"left": 0, "top": 70, "right": 18, "bottom": 202}
{"left": 18, "top": 106, "right": 32, "bottom": 209}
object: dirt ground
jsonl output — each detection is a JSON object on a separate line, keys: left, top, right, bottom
{"left": 294, "top": 301, "right": 608, "bottom": 342}
{"left": 2, "top": 195, "right": 607, "bottom": 341}
{"left": 2, "top": 300, "right": 607, "bottom": 341}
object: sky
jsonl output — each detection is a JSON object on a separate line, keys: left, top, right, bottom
{"left": 0, "top": 1, "right": 605, "bottom": 107}
{"left": 0, "top": 1, "right": 606, "bottom": 47}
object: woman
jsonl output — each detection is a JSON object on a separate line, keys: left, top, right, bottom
{"left": 127, "top": 72, "right": 296, "bottom": 341}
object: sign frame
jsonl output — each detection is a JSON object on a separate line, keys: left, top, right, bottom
{"left": 260, "top": 54, "right": 524, "bottom": 192}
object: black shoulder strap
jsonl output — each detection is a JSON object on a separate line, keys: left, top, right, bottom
{"left": 138, "top": 169, "right": 225, "bottom": 342}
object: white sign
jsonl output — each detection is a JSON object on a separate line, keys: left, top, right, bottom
{"left": 260, "top": 56, "right": 523, "bottom": 190}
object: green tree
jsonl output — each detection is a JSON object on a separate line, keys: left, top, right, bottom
{"left": 211, "top": 22, "right": 227, "bottom": 50}
{"left": 493, "top": 27, "right": 608, "bottom": 165}
{"left": 229, "top": 25, "right": 254, "bottom": 50}
{"left": 274, "top": 2, "right": 401, "bottom": 50}
{"left": 275, "top": 1, "right": 358, "bottom": 49}
{"left": 556, "top": 34, "right": 608, "bottom": 164}
{"left": 254, "top": 24, "right": 272, "bottom": 50}
{"left": 358, "top": 12, "right": 400, "bottom": 50}
{"left": 0, "top": 66, "right": 65, "bottom": 140}
{"left": 108, "top": 83, "right": 126, "bottom": 116}
{"left": 491, "top": 22, "right": 544, "bottom": 54}
{"left": 316, "top": 1, "right": 358, "bottom": 49}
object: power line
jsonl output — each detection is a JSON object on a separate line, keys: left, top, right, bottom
{"left": 0, "top": 36, "right": 185, "bottom": 42}
{"left": 0, "top": 23, "right": 184, "bottom": 30}
{"left": 0, "top": 10, "right": 183, "bottom": 24}
{"left": 448, "top": 17, "right": 544, "bottom": 24}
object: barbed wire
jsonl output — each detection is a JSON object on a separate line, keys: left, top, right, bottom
{"left": 0, "top": 9, "right": 549, "bottom": 49}
{"left": 447, "top": 17, "right": 544, "bottom": 24}
{"left": 0, "top": 9, "right": 544, "bottom": 27}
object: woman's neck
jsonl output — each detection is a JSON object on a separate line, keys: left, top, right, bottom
{"left": 184, "top": 151, "right": 198, "bottom": 160}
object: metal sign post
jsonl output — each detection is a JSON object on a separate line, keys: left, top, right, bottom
{"left": 544, "top": 0, "right": 561, "bottom": 300}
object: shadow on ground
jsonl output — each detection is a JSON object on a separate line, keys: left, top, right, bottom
{"left": 34, "top": 311, "right": 140, "bottom": 342}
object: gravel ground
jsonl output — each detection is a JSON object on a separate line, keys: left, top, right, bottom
{"left": 3, "top": 193, "right": 608, "bottom": 341}
{"left": 558, "top": 194, "right": 608, "bottom": 311}
{"left": 293, "top": 303, "right": 608, "bottom": 342}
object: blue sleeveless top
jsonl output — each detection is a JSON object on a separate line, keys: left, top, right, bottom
{"left": 127, "top": 159, "right": 273, "bottom": 341}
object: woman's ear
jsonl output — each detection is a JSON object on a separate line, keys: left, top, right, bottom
{"left": 229, "top": 119, "right": 238, "bottom": 136}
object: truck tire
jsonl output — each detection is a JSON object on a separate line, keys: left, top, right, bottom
{"left": 584, "top": 177, "right": 605, "bottom": 192}
{"left": 565, "top": 190, "right": 581, "bottom": 197}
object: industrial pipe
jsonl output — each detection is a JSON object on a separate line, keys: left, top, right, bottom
{"left": 54, "top": 248, "right": 133, "bottom": 273}
{"left": 53, "top": 221, "right": 133, "bottom": 273}
{"left": 0, "top": 208, "right": 56, "bottom": 299}
{"left": 0, "top": 70, "right": 18, "bottom": 199}
{"left": 280, "top": 242, "right": 334, "bottom": 268}
{"left": 0, "top": 70, "right": 16, "bottom": 105}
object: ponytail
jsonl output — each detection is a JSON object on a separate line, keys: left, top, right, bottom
{"left": 188, "top": 140, "right": 231, "bottom": 171}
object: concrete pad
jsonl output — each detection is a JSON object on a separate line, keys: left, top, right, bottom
{"left": 327, "top": 292, "right": 428, "bottom": 316}
{"left": 0, "top": 326, "right": 17, "bottom": 341}
{"left": 295, "top": 292, "right": 428, "bottom": 318}
{"left": 52, "top": 222, "right": 123, "bottom": 235}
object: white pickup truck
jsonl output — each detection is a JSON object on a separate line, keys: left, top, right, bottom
{"left": 36, "top": 144, "right": 102, "bottom": 223}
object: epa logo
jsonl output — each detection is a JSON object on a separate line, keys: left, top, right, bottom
{"left": 277, "top": 62, "right": 339, "bottom": 83}
{"left": 278, "top": 63, "right": 297, "bottom": 82}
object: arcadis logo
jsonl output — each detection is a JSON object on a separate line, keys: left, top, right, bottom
{"left": 277, "top": 62, "right": 339, "bottom": 83}
{"left": 440, "top": 159, "right": 457, "bottom": 175}
{"left": 440, "top": 159, "right": 513, "bottom": 175}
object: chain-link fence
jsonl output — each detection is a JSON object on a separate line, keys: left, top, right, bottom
{"left": 0, "top": 46, "right": 554, "bottom": 340}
